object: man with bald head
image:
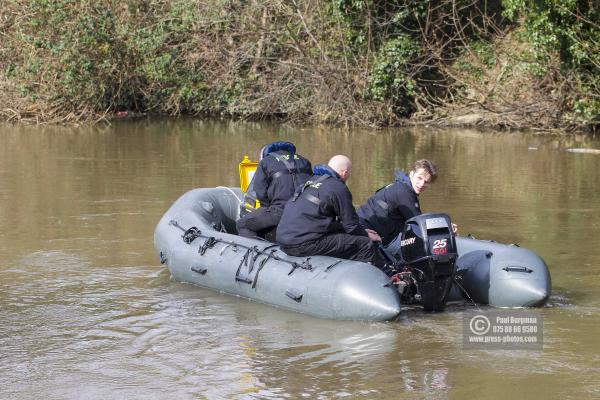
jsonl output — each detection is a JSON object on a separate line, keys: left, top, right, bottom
{"left": 276, "top": 155, "right": 384, "bottom": 266}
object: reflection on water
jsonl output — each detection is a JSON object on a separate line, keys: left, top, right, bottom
{"left": 1, "top": 119, "right": 600, "bottom": 399}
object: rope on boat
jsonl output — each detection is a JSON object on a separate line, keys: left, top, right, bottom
{"left": 199, "top": 237, "right": 218, "bottom": 255}
{"left": 235, "top": 247, "right": 255, "bottom": 284}
{"left": 253, "top": 249, "right": 277, "bottom": 288}
{"left": 168, "top": 219, "right": 319, "bottom": 275}
{"left": 452, "top": 275, "right": 481, "bottom": 312}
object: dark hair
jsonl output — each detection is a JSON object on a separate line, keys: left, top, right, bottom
{"left": 412, "top": 159, "right": 438, "bottom": 183}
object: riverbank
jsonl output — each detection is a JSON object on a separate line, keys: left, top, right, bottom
{"left": 1, "top": 1, "right": 598, "bottom": 132}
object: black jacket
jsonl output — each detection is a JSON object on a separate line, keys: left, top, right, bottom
{"left": 276, "top": 165, "right": 368, "bottom": 246}
{"left": 357, "top": 172, "right": 421, "bottom": 245}
{"left": 252, "top": 150, "right": 312, "bottom": 208}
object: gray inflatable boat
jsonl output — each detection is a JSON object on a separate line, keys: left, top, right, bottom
{"left": 448, "top": 236, "right": 551, "bottom": 307}
{"left": 154, "top": 187, "right": 551, "bottom": 321}
{"left": 154, "top": 187, "right": 401, "bottom": 321}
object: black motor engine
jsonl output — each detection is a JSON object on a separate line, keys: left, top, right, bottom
{"left": 398, "top": 213, "right": 457, "bottom": 311}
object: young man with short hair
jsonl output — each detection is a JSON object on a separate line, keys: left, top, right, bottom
{"left": 358, "top": 159, "right": 452, "bottom": 268}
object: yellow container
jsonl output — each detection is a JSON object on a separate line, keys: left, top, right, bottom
{"left": 239, "top": 155, "right": 258, "bottom": 192}
{"left": 239, "top": 155, "right": 261, "bottom": 210}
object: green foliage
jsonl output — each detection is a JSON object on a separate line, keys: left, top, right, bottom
{"left": 370, "top": 35, "right": 420, "bottom": 115}
{"left": 2, "top": 0, "right": 208, "bottom": 117}
{"left": 471, "top": 41, "right": 497, "bottom": 69}
{"left": 454, "top": 58, "right": 485, "bottom": 81}
{"left": 502, "top": 0, "right": 600, "bottom": 122}
{"left": 453, "top": 40, "right": 498, "bottom": 87}
{"left": 574, "top": 98, "right": 600, "bottom": 123}
{"left": 329, "top": 0, "right": 509, "bottom": 118}
{"left": 0, "top": 0, "right": 597, "bottom": 128}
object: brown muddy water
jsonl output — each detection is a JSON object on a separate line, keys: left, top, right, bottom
{"left": 1, "top": 119, "right": 600, "bottom": 399}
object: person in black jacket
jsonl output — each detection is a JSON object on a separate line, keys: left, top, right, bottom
{"left": 276, "top": 155, "right": 384, "bottom": 265}
{"left": 358, "top": 159, "right": 453, "bottom": 263}
{"left": 236, "top": 141, "right": 312, "bottom": 239}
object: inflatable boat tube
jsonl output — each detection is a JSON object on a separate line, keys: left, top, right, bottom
{"left": 154, "top": 187, "right": 401, "bottom": 321}
{"left": 446, "top": 236, "right": 551, "bottom": 307}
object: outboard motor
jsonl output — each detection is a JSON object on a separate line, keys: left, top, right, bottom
{"left": 399, "top": 213, "right": 457, "bottom": 311}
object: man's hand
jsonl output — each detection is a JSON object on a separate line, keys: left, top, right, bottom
{"left": 452, "top": 223, "right": 458, "bottom": 234}
{"left": 365, "top": 228, "right": 382, "bottom": 242}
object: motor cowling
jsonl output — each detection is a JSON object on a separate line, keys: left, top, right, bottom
{"left": 400, "top": 213, "right": 457, "bottom": 311}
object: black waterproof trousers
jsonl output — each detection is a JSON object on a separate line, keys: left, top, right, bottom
{"left": 236, "top": 206, "right": 283, "bottom": 240}
{"left": 280, "top": 233, "right": 385, "bottom": 267}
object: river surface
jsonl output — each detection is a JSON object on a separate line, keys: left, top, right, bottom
{"left": 1, "top": 119, "right": 600, "bottom": 399}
